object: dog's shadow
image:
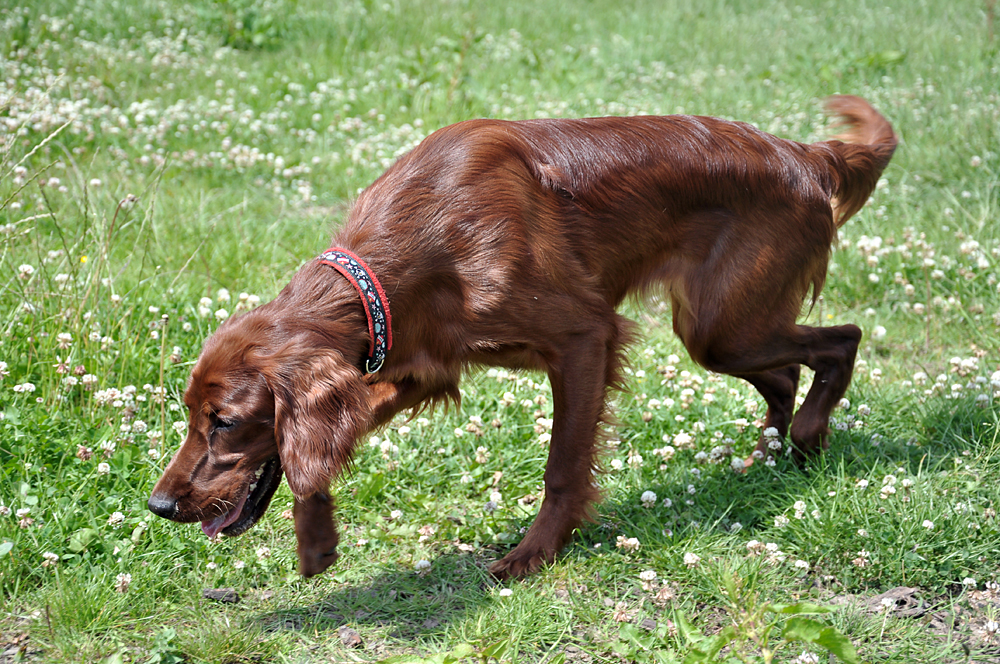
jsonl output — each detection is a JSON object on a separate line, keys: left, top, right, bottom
{"left": 254, "top": 408, "right": 985, "bottom": 638}
{"left": 255, "top": 551, "right": 499, "bottom": 640}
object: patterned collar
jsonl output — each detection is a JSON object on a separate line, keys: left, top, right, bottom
{"left": 317, "top": 248, "right": 392, "bottom": 373}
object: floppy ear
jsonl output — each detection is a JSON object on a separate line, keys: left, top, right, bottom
{"left": 260, "top": 346, "right": 374, "bottom": 499}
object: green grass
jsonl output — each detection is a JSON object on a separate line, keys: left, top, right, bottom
{"left": 1, "top": 0, "right": 999, "bottom": 661}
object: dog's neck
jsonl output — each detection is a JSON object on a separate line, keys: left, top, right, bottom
{"left": 317, "top": 248, "right": 392, "bottom": 374}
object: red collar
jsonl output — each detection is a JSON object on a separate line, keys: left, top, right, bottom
{"left": 317, "top": 248, "right": 392, "bottom": 373}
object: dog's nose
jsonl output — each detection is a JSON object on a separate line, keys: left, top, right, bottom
{"left": 147, "top": 494, "right": 178, "bottom": 519}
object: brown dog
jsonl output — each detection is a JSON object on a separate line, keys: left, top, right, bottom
{"left": 148, "top": 96, "right": 896, "bottom": 579}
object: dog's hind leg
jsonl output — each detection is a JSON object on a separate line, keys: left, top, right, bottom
{"left": 785, "top": 324, "right": 861, "bottom": 459}
{"left": 681, "top": 316, "right": 860, "bottom": 463}
{"left": 667, "top": 225, "right": 860, "bottom": 463}
{"left": 734, "top": 365, "right": 800, "bottom": 465}
{"left": 489, "top": 312, "right": 628, "bottom": 580}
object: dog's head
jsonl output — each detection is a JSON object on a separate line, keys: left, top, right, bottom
{"left": 147, "top": 307, "right": 373, "bottom": 538}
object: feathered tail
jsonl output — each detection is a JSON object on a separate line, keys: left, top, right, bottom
{"left": 821, "top": 95, "right": 898, "bottom": 226}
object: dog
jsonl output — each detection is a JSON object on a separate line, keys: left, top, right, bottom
{"left": 148, "top": 96, "right": 896, "bottom": 579}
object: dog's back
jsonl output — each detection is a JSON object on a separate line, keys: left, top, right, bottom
{"left": 349, "top": 100, "right": 893, "bottom": 315}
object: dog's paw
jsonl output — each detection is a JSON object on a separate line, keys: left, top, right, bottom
{"left": 488, "top": 548, "right": 554, "bottom": 580}
{"left": 298, "top": 545, "right": 339, "bottom": 578}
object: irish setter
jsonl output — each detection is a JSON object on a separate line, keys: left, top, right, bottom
{"left": 148, "top": 96, "right": 896, "bottom": 579}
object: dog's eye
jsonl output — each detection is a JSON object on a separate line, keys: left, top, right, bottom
{"left": 211, "top": 415, "right": 237, "bottom": 431}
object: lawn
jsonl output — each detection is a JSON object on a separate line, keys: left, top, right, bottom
{"left": 1, "top": 0, "right": 999, "bottom": 661}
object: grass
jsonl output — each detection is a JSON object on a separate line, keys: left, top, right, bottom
{"left": 1, "top": 0, "right": 999, "bottom": 661}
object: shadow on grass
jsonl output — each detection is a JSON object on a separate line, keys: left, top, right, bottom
{"left": 254, "top": 551, "right": 498, "bottom": 640}
{"left": 251, "top": 403, "right": 998, "bottom": 642}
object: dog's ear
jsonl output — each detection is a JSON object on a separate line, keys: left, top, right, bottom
{"left": 258, "top": 345, "right": 374, "bottom": 499}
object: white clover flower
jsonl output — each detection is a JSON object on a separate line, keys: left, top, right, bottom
{"left": 922, "top": 520, "right": 934, "bottom": 530}
{"left": 498, "top": 588, "right": 513, "bottom": 596}
{"left": 616, "top": 536, "right": 641, "bottom": 552}
{"left": 683, "top": 552, "right": 700, "bottom": 568}
{"left": 871, "top": 325, "right": 887, "bottom": 340}
{"left": 641, "top": 491, "right": 657, "bottom": 507}
{"left": 42, "top": 552, "right": 60, "bottom": 567}
{"left": 415, "top": 559, "right": 431, "bottom": 571}
{"left": 12, "top": 383, "right": 36, "bottom": 393}
{"left": 672, "top": 431, "right": 692, "bottom": 447}
{"left": 610, "top": 459, "right": 623, "bottom": 471}
{"left": 115, "top": 572, "right": 131, "bottom": 593}
{"left": 17, "top": 264, "right": 35, "bottom": 279}
{"left": 793, "top": 559, "right": 810, "bottom": 571}
{"left": 147, "top": 448, "right": 160, "bottom": 460}
{"left": 97, "top": 462, "right": 110, "bottom": 474}
{"left": 730, "top": 457, "right": 745, "bottom": 472}
{"left": 107, "top": 512, "right": 125, "bottom": 528}
{"left": 961, "top": 577, "right": 976, "bottom": 588}
{"left": 774, "top": 515, "right": 790, "bottom": 528}
{"left": 256, "top": 546, "right": 270, "bottom": 560}
{"left": 639, "top": 570, "right": 657, "bottom": 582}
{"left": 855, "top": 479, "right": 869, "bottom": 489}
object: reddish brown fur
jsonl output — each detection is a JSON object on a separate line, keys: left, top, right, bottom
{"left": 149, "top": 96, "right": 896, "bottom": 579}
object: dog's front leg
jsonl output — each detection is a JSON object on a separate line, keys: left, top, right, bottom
{"left": 294, "top": 491, "right": 339, "bottom": 577}
{"left": 490, "top": 318, "right": 622, "bottom": 579}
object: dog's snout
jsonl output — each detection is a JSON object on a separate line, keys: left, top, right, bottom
{"left": 147, "top": 493, "right": 178, "bottom": 519}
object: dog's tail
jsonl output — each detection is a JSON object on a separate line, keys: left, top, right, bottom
{"left": 821, "top": 95, "right": 897, "bottom": 227}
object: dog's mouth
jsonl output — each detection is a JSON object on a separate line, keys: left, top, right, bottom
{"left": 200, "top": 456, "right": 283, "bottom": 539}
